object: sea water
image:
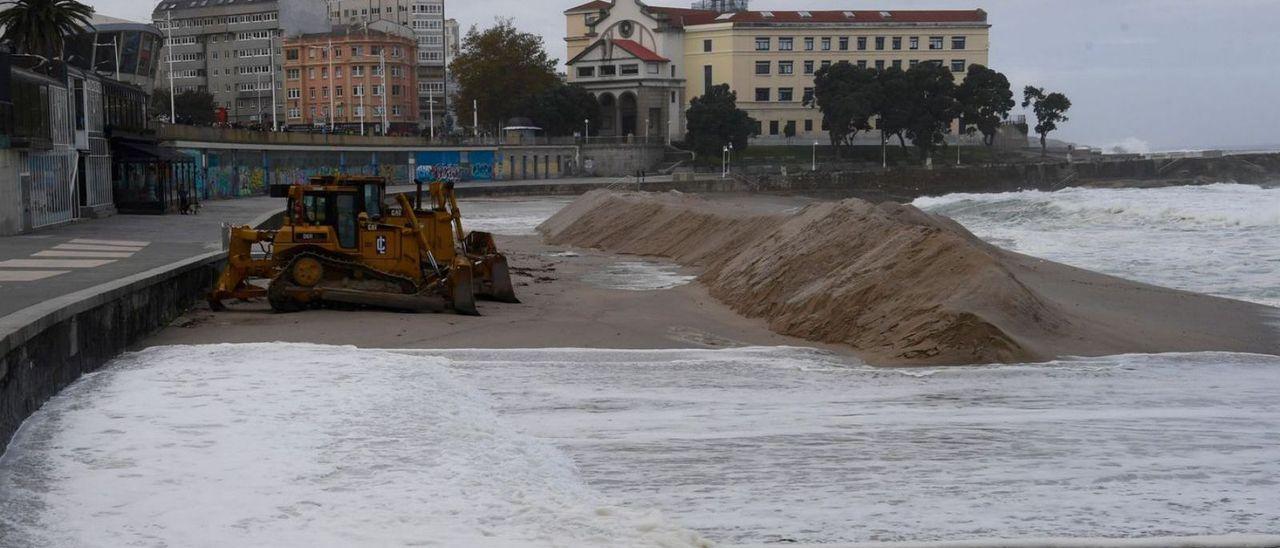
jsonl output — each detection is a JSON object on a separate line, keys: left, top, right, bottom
{"left": 914, "top": 183, "right": 1280, "bottom": 307}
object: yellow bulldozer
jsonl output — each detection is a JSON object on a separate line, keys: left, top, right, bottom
{"left": 208, "top": 175, "right": 518, "bottom": 314}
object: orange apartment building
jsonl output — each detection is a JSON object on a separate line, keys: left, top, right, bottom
{"left": 282, "top": 25, "right": 420, "bottom": 134}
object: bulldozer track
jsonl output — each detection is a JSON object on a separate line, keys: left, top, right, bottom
{"left": 269, "top": 251, "right": 426, "bottom": 311}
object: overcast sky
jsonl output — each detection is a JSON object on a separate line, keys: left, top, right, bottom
{"left": 91, "top": 0, "right": 1280, "bottom": 151}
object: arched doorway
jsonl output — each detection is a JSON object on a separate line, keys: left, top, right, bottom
{"left": 597, "top": 93, "right": 617, "bottom": 137}
{"left": 619, "top": 92, "right": 638, "bottom": 137}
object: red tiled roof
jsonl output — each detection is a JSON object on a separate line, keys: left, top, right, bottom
{"left": 647, "top": 7, "right": 988, "bottom": 27}
{"left": 564, "top": 0, "right": 610, "bottom": 13}
{"left": 611, "top": 39, "right": 669, "bottom": 62}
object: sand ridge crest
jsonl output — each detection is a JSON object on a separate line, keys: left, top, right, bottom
{"left": 539, "top": 190, "right": 1279, "bottom": 365}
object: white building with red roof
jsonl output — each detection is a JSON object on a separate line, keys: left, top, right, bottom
{"left": 564, "top": 0, "right": 990, "bottom": 144}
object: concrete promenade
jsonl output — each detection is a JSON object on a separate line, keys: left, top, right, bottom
{"left": 0, "top": 198, "right": 280, "bottom": 320}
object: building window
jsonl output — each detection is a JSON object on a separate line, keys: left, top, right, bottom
{"left": 287, "top": 88, "right": 300, "bottom": 99}
{"left": 392, "top": 85, "right": 401, "bottom": 96}
{"left": 875, "top": 36, "right": 885, "bottom": 50}
{"left": 910, "top": 37, "right": 920, "bottom": 50}
{"left": 335, "top": 67, "right": 342, "bottom": 78}
{"left": 778, "top": 61, "right": 793, "bottom": 75}
{"left": 353, "top": 85, "right": 363, "bottom": 96}
{"left": 755, "top": 88, "right": 770, "bottom": 102}
{"left": 857, "top": 37, "right": 867, "bottom": 51}
{"left": 755, "top": 37, "right": 770, "bottom": 51}
{"left": 309, "top": 87, "right": 316, "bottom": 99}
{"left": 821, "top": 60, "right": 832, "bottom": 70}
{"left": 648, "top": 63, "right": 660, "bottom": 74}
{"left": 352, "top": 66, "right": 364, "bottom": 77}
{"left": 755, "top": 61, "right": 771, "bottom": 75}
{"left": 892, "top": 37, "right": 902, "bottom": 50}
{"left": 335, "top": 86, "right": 343, "bottom": 97}
{"left": 769, "top": 120, "right": 779, "bottom": 135}
{"left": 839, "top": 37, "right": 849, "bottom": 51}
{"left": 804, "top": 119, "right": 813, "bottom": 132}
{"left": 703, "top": 65, "right": 713, "bottom": 95}
{"left": 286, "top": 68, "right": 300, "bottom": 80}
{"left": 308, "top": 67, "right": 315, "bottom": 79}
{"left": 778, "top": 88, "right": 793, "bottom": 102}
{"left": 753, "top": 120, "right": 762, "bottom": 136}
{"left": 892, "top": 59, "right": 902, "bottom": 69}
{"left": 875, "top": 60, "right": 885, "bottom": 70}
{"left": 951, "top": 59, "right": 966, "bottom": 72}
{"left": 803, "top": 60, "right": 815, "bottom": 75}
{"left": 909, "top": 59, "right": 919, "bottom": 68}
{"left": 804, "top": 37, "right": 814, "bottom": 51}
{"left": 620, "top": 64, "right": 639, "bottom": 75}
{"left": 778, "top": 37, "right": 793, "bottom": 51}
{"left": 703, "top": 39, "right": 712, "bottom": 52}
{"left": 930, "top": 36, "right": 944, "bottom": 50}
{"left": 802, "top": 87, "right": 814, "bottom": 104}
{"left": 288, "top": 108, "right": 300, "bottom": 119}
{"left": 671, "top": 91, "right": 677, "bottom": 103}
{"left": 952, "top": 36, "right": 967, "bottom": 50}
{"left": 857, "top": 60, "right": 867, "bottom": 69}
{"left": 578, "top": 66, "right": 595, "bottom": 78}
{"left": 821, "top": 37, "right": 831, "bottom": 51}
{"left": 600, "top": 65, "right": 617, "bottom": 76}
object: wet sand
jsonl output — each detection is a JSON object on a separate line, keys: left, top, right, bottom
{"left": 144, "top": 233, "right": 835, "bottom": 354}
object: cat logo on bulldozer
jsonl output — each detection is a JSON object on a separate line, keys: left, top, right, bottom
{"left": 375, "top": 235, "right": 388, "bottom": 255}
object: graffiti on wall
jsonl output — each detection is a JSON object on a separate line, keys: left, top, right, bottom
{"left": 414, "top": 151, "right": 495, "bottom": 182}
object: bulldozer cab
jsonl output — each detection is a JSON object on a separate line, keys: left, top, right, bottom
{"left": 271, "top": 176, "right": 389, "bottom": 250}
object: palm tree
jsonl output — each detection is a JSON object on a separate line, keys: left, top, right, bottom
{"left": 0, "top": 0, "right": 94, "bottom": 61}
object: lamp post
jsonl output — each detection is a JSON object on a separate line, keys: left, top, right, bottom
{"left": 306, "top": 42, "right": 336, "bottom": 131}
{"left": 268, "top": 34, "right": 278, "bottom": 131}
{"left": 378, "top": 52, "right": 388, "bottom": 135}
{"left": 721, "top": 145, "right": 729, "bottom": 179}
{"left": 812, "top": 141, "right": 819, "bottom": 171}
{"left": 165, "top": 11, "right": 175, "bottom": 124}
{"left": 472, "top": 99, "right": 478, "bottom": 139}
{"left": 584, "top": 118, "right": 589, "bottom": 145}
{"left": 427, "top": 86, "right": 435, "bottom": 141}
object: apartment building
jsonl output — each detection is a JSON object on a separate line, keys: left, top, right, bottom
{"left": 565, "top": 0, "right": 990, "bottom": 143}
{"left": 282, "top": 25, "right": 419, "bottom": 133}
{"left": 326, "top": 0, "right": 445, "bottom": 130}
{"left": 152, "top": 0, "right": 330, "bottom": 125}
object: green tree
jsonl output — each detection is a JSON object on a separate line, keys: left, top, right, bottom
{"left": 956, "top": 64, "right": 1014, "bottom": 146}
{"left": 1022, "top": 86, "right": 1072, "bottom": 156}
{"left": 875, "top": 66, "right": 912, "bottom": 151}
{"left": 812, "top": 61, "right": 881, "bottom": 155}
{"left": 685, "top": 84, "right": 755, "bottom": 157}
{"left": 522, "top": 82, "right": 599, "bottom": 137}
{"left": 0, "top": 0, "right": 93, "bottom": 60}
{"left": 450, "top": 18, "right": 558, "bottom": 134}
{"left": 151, "top": 87, "right": 216, "bottom": 126}
{"left": 903, "top": 62, "right": 960, "bottom": 162}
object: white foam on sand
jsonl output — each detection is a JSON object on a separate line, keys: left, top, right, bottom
{"left": 460, "top": 198, "right": 576, "bottom": 236}
{"left": 582, "top": 260, "right": 698, "bottom": 291}
{"left": 0, "top": 344, "right": 707, "bottom": 548}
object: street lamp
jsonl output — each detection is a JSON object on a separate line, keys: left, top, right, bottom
{"left": 307, "top": 41, "right": 336, "bottom": 132}
{"left": 584, "top": 118, "right": 589, "bottom": 145}
{"left": 812, "top": 141, "right": 819, "bottom": 171}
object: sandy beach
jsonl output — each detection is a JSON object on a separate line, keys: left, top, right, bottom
{"left": 145, "top": 190, "right": 1278, "bottom": 366}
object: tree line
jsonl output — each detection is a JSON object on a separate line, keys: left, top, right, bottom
{"left": 684, "top": 61, "right": 1071, "bottom": 162}
{"left": 811, "top": 61, "right": 1070, "bottom": 160}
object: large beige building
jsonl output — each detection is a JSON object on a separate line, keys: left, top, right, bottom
{"left": 564, "top": 0, "right": 990, "bottom": 144}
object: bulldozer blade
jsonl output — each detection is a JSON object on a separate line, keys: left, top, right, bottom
{"left": 207, "top": 294, "right": 228, "bottom": 312}
{"left": 480, "top": 256, "right": 521, "bottom": 304}
{"left": 321, "top": 288, "right": 448, "bottom": 313}
{"left": 450, "top": 263, "right": 480, "bottom": 316}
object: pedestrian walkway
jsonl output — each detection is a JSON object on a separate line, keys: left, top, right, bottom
{"left": 0, "top": 197, "right": 281, "bottom": 320}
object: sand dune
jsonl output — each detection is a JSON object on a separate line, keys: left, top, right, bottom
{"left": 539, "top": 190, "right": 1279, "bottom": 365}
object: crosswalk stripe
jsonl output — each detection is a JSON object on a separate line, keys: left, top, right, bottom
{"left": 70, "top": 238, "right": 150, "bottom": 247}
{"left": 34, "top": 250, "right": 136, "bottom": 259}
{"left": 0, "top": 259, "right": 117, "bottom": 268}
{"left": 0, "top": 270, "right": 70, "bottom": 282}
{"left": 54, "top": 244, "right": 147, "bottom": 252}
